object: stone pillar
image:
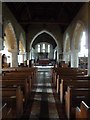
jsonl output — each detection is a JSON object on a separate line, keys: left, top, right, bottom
{"left": 57, "top": 44, "right": 61, "bottom": 63}
{"left": 63, "top": 51, "right": 71, "bottom": 64}
{"left": 29, "top": 49, "right": 32, "bottom": 60}
{"left": 24, "top": 52, "right": 27, "bottom": 61}
{"left": 22, "top": 54, "right": 24, "bottom": 63}
{"left": 11, "top": 50, "right": 18, "bottom": 67}
{"left": 63, "top": 52, "right": 68, "bottom": 63}
{"left": 71, "top": 50, "right": 79, "bottom": 68}
{"left": 18, "top": 53, "right": 27, "bottom": 66}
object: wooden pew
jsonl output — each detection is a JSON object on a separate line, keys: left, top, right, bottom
{"left": 76, "top": 101, "right": 90, "bottom": 119}
{"left": 4, "top": 71, "right": 34, "bottom": 89}
{"left": 64, "top": 86, "right": 90, "bottom": 119}
{"left": 0, "top": 75, "right": 30, "bottom": 104}
{"left": 15, "top": 67, "right": 37, "bottom": 81}
{"left": 55, "top": 68, "right": 87, "bottom": 78}
{"left": 0, "top": 102, "right": 12, "bottom": 119}
{"left": 52, "top": 67, "right": 87, "bottom": 92}
{"left": 1, "top": 87, "right": 23, "bottom": 119}
{"left": 0, "top": 68, "right": 36, "bottom": 118}
{"left": 2, "top": 67, "right": 37, "bottom": 82}
{"left": 60, "top": 78, "right": 90, "bottom": 103}
{"left": 2, "top": 71, "right": 32, "bottom": 86}
{"left": 56, "top": 75, "right": 90, "bottom": 95}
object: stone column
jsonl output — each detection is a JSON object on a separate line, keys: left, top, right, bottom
{"left": 57, "top": 44, "right": 61, "bottom": 63}
{"left": 11, "top": 50, "right": 18, "bottom": 67}
{"left": 63, "top": 51, "right": 71, "bottom": 64}
{"left": 29, "top": 49, "right": 32, "bottom": 60}
{"left": 71, "top": 50, "right": 79, "bottom": 68}
{"left": 24, "top": 52, "right": 27, "bottom": 61}
{"left": 63, "top": 52, "right": 68, "bottom": 63}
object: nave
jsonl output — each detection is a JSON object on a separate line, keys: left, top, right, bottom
{"left": 1, "top": 66, "right": 90, "bottom": 120}
{"left": 21, "top": 68, "right": 67, "bottom": 120}
{"left": 0, "top": 2, "right": 90, "bottom": 120}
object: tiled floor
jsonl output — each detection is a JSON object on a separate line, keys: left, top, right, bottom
{"left": 22, "top": 68, "right": 67, "bottom": 120}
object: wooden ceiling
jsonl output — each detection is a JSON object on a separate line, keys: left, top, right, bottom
{"left": 5, "top": 2, "right": 84, "bottom": 33}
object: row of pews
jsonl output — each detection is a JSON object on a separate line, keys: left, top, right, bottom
{"left": 0, "top": 67, "right": 37, "bottom": 119}
{"left": 52, "top": 67, "right": 90, "bottom": 119}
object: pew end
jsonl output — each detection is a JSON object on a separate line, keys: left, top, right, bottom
{"left": 76, "top": 101, "right": 90, "bottom": 119}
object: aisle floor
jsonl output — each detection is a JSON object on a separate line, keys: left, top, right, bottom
{"left": 22, "top": 69, "right": 67, "bottom": 120}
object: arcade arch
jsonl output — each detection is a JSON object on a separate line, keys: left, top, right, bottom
{"left": 2, "top": 22, "right": 18, "bottom": 67}
{"left": 71, "top": 21, "right": 88, "bottom": 68}
{"left": 63, "top": 33, "right": 71, "bottom": 64}
{"left": 18, "top": 33, "right": 26, "bottom": 65}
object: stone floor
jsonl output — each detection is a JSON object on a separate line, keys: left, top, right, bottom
{"left": 22, "top": 68, "right": 67, "bottom": 120}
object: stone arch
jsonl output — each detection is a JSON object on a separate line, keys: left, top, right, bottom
{"left": 29, "top": 29, "right": 60, "bottom": 61}
{"left": 4, "top": 22, "right": 17, "bottom": 52}
{"left": 72, "top": 21, "right": 86, "bottom": 50}
{"left": 19, "top": 33, "right": 25, "bottom": 54}
{"left": 30, "top": 30, "right": 58, "bottom": 49}
{"left": 63, "top": 33, "right": 71, "bottom": 64}
{"left": 70, "top": 20, "right": 87, "bottom": 68}
{"left": 3, "top": 22, "right": 18, "bottom": 67}
{"left": 64, "top": 33, "right": 70, "bottom": 52}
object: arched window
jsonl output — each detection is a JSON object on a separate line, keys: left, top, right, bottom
{"left": 38, "top": 44, "right": 40, "bottom": 53}
{"left": 42, "top": 43, "right": 45, "bottom": 53}
{"left": 48, "top": 44, "right": 50, "bottom": 53}
{"left": 78, "top": 31, "right": 88, "bottom": 57}
{"left": 37, "top": 43, "right": 51, "bottom": 53}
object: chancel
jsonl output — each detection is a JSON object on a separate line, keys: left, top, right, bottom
{"left": 0, "top": 2, "right": 90, "bottom": 120}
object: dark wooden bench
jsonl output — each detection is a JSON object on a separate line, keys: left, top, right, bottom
{"left": 56, "top": 75, "right": 90, "bottom": 95}
{"left": 1, "top": 87, "right": 23, "bottom": 119}
{"left": 52, "top": 67, "right": 87, "bottom": 91}
{"left": 60, "top": 78, "right": 90, "bottom": 103}
{"left": 65, "top": 86, "right": 90, "bottom": 119}
{"left": 2, "top": 67, "right": 37, "bottom": 82}
{"left": 76, "top": 101, "right": 90, "bottom": 119}
{"left": 0, "top": 102, "right": 13, "bottom": 119}
{"left": 4, "top": 71, "right": 35, "bottom": 89}
{"left": 1, "top": 75, "right": 30, "bottom": 103}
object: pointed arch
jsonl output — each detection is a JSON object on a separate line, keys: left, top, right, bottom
{"left": 19, "top": 33, "right": 25, "bottom": 54}
{"left": 72, "top": 21, "right": 86, "bottom": 50}
{"left": 30, "top": 30, "right": 57, "bottom": 49}
{"left": 4, "top": 22, "right": 17, "bottom": 52}
{"left": 64, "top": 33, "right": 70, "bottom": 52}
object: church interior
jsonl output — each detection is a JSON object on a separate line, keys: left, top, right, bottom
{"left": 0, "top": 2, "right": 90, "bottom": 120}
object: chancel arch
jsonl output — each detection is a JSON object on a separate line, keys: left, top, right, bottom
{"left": 30, "top": 30, "right": 58, "bottom": 49}
{"left": 29, "top": 30, "right": 59, "bottom": 62}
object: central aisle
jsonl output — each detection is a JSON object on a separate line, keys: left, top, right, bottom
{"left": 22, "top": 69, "right": 67, "bottom": 120}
